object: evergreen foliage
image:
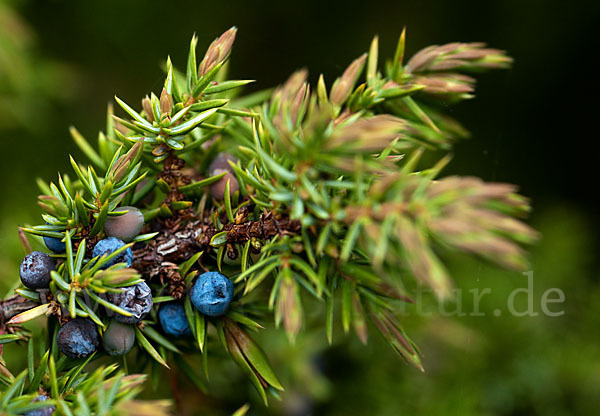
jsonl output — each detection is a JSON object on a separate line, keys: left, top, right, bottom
{"left": 0, "top": 27, "right": 536, "bottom": 414}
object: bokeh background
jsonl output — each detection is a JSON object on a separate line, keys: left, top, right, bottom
{"left": 1, "top": 0, "right": 598, "bottom": 415}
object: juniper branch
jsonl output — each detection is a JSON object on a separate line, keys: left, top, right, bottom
{"left": 1, "top": 26, "right": 536, "bottom": 412}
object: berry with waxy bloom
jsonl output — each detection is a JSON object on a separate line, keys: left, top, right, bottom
{"left": 108, "top": 282, "right": 153, "bottom": 324}
{"left": 56, "top": 318, "right": 99, "bottom": 359}
{"left": 24, "top": 395, "right": 55, "bottom": 416}
{"left": 43, "top": 235, "right": 65, "bottom": 253}
{"left": 92, "top": 237, "right": 133, "bottom": 268}
{"left": 42, "top": 222, "right": 66, "bottom": 254}
{"left": 190, "top": 271, "right": 234, "bottom": 316}
{"left": 159, "top": 302, "right": 192, "bottom": 337}
{"left": 20, "top": 251, "right": 55, "bottom": 289}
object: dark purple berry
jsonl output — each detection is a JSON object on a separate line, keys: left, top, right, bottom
{"left": 190, "top": 272, "right": 234, "bottom": 316}
{"left": 108, "top": 282, "right": 153, "bottom": 324}
{"left": 20, "top": 251, "right": 55, "bottom": 289}
{"left": 92, "top": 237, "right": 133, "bottom": 269}
{"left": 159, "top": 303, "right": 192, "bottom": 337}
{"left": 104, "top": 206, "right": 144, "bottom": 242}
{"left": 102, "top": 319, "right": 135, "bottom": 355}
{"left": 56, "top": 318, "right": 99, "bottom": 359}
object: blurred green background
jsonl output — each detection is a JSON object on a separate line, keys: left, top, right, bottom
{"left": 1, "top": 0, "right": 598, "bottom": 414}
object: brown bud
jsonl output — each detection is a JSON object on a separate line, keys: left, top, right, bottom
{"left": 330, "top": 53, "right": 367, "bottom": 106}
{"left": 276, "top": 69, "right": 308, "bottom": 104}
{"left": 159, "top": 88, "right": 173, "bottom": 115}
{"left": 111, "top": 140, "right": 143, "bottom": 182}
{"left": 199, "top": 27, "right": 238, "bottom": 77}
{"left": 142, "top": 95, "right": 154, "bottom": 123}
{"left": 415, "top": 74, "right": 475, "bottom": 98}
{"left": 328, "top": 114, "right": 406, "bottom": 151}
{"left": 152, "top": 143, "right": 169, "bottom": 157}
{"left": 407, "top": 42, "right": 512, "bottom": 73}
{"left": 290, "top": 83, "right": 309, "bottom": 126}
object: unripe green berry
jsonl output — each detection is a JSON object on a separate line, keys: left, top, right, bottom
{"left": 104, "top": 206, "right": 144, "bottom": 242}
{"left": 102, "top": 319, "right": 135, "bottom": 355}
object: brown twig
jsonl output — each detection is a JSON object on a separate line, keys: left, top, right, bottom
{"left": 132, "top": 210, "right": 301, "bottom": 298}
{"left": 0, "top": 295, "right": 39, "bottom": 327}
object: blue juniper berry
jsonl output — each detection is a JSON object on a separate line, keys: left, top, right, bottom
{"left": 23, "top": 395, "right": 55, "bottom": 416}
{"left": 190, "top": 272, "right": 234, "bottom": 316}
{"left": 43, "top": 235, "right": 65, "bottom": 254}
{"left": 19, "top": 251, "right": 55, "bottom": 289}
{"left": 102, "top": 319, "right": 135, "bottom": 355}
{"left": 92, "top": 237, "right": 133, "bottom": 268}
{"left": 108, "top": 281, "right": 153, "bottom": 324}
{"left": 159, "top": 302, "right": 192, "bottom": 337}
{"left": 42, "top": 222, "right": 66, "bottom": 254}
{"left": 56, "top": 318, "right": 99, "bottom": 359}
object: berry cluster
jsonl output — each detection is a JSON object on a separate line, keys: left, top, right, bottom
{"left": 19, "top": 205, "right": 235, "bottom": 361}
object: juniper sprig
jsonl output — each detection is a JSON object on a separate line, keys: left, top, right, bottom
{"left": 0, "top": 26, "right": 536, "bottom": 413}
